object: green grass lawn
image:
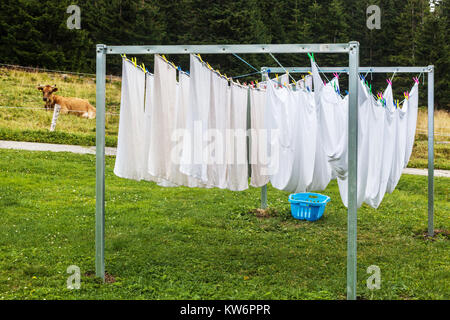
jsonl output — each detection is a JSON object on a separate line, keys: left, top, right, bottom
{"left": 0, "top": 149, "right": 448, "bottom": 300}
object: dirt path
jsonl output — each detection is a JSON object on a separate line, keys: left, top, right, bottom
{"left": 0, "top": 140, "right": 449, "bottom": 178}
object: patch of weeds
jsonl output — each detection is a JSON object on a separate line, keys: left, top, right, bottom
{"left": 248, "top": 207, "right": 280, "bottom": 219}
{"left": 414, "top": 228, "right": 449, "bottom": 241}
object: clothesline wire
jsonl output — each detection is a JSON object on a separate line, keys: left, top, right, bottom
{"left": 232, "top": 70, "right": 262, "bottom": 79}
{"left": 231, "top": 53, "right": 260, "bottom": 73}
{"left": 268, "top": 53, "right": 297, "bottom": 84}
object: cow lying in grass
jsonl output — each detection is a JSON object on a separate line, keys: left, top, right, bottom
{"left": 37, "top": 85, "right": 96, "bottom": 119}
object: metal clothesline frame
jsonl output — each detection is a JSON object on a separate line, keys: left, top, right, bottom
{"left": 260, "top": 65, "right": 435, "bottom": 241}
{"left": 95, "top": 41, "right": 394, "bottom": 300}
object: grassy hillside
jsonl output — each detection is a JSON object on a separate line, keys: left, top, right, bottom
{"left": 0, "top": 67, "right": 121, "bottom": 146}
{"left": 0, "top": 66, "right": 449, "bottom": 169}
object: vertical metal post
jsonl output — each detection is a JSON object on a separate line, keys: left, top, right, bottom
{"left": 247, "top": 88, "right": 252, "bottom": 178}
{"left": 427, "top": 66, "right": 434, "bottom": 237}
{"left": 95, "top": 44, "right": 106, "bottom": 279}
{"left": 347, "top": 41, "right": 359, "bottom": 300}
{"left": 260, "top": 71, "right": 268, "bottom": 209}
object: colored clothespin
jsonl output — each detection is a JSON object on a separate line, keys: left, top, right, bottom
{"left": 307, "top": 53, "right": 315, "bottom": 62}
{"left": 413, "top": 77, "right": 419, "bottom": 84}
{"left": 250, "top": 81, "right": 255, "bottom": 87}
{"left": 161, "top": 55, "right": 168, "bottom": 62}
{"left": 197, "top": 54, "right": 203, "bottom": 62}
{"left": 206, "top": 62, "right": 212, "bottom": 70}
{"left": 333, "top": 72, "right": 339, "bottom": 79}
{"left": 141, "top": 63, "right": 146, "bottom": 72}
{"left": 386, "top": 79, "right": 392, "bottom": 86}
{"left": 404, "top": 91, "right": 409, "bottom": 100}
{"left": 307, "top": 71, "right": 312, "bottom": 75}
{"left": 275, "top": 74, "right": 279, "bottom": 82}
{"left": 132, "top": 57, "right": 137, "bottom": 67}
{"left": 369, "top": 84, "right": 372, "bottom": 94}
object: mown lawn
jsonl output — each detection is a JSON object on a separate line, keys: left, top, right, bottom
{"left": 0, "top": 149, "right": 448, "bottom": 300}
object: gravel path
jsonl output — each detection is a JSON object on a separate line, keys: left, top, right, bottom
{"left": 0, "top": 140, "right": 448, "bottom": 178}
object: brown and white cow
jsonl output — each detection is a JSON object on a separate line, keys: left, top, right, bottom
{"left": 37, "top": 85, "right": 96, "bottom": 119}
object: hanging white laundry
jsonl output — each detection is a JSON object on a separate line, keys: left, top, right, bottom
{"left": 387, "top": 82, "right": 419, "bottom": 193}
{"left": 168, "top": 71, "right": 210, "bottom": 188}
{"left": 147, "top": 55, "right": 178, "bottom": 181}
{"left": 226, "top": 83, "right": 249, "bottom": 191}
{"left": 145, "top": 55, "right": 206, "bottom": 188}
{"left": 288, "top": 88, "right": 317, "bottom": 192}
{"left": 317, "top": 77, "right": 349, "bottom": 180}
{"left": 206, "top": 71, "right": 229, "bottom": 189}
{"left": 363, "top": 87, "right": 387, "bottom": 208}
{"left": 369, "top": 83, "right": 397, "bottom": 206}
{"left": 114, "top": 59, "right": 147, "bottom": 181}
{"left": 249, "top": 87, "right": 270, "bottom": 187}
{"left": 279, "top": 73, "right": 289, "bottom": 86}
{"left": 265, "top": 80, "right": 294, "bottom": 191}
{"left": 336, "top": 78, "right": 387, "bottom": 208}
{"left": 404, "top": 83, "right": 419, "bottom": 166}
{"left": 180, "top": 55, "right": 211, "bottom": 182}
{"left": 308, "top": 61, "right": 333, "bottom": 191}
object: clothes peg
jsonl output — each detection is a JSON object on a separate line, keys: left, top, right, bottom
{"left": 413, "top": 77, "right": 419, "bottom": 84}
{"left": 132, "top": 57, "right": 137, "bottom": 67}
{"left": 404, "top": 91, "right": 409, "bottom": 100}
{"left": 197, "top": 54, "right": 203, "bottom": 62}
{"left": 333, "top": 72, "right": 339, "bottom": 79}
{"left": 275, "top": 74, "right": 279, "bottom": 82}
{"left": 307, "top": 53, "right": 315, "bottom": 62}
{"left": 345, "top": 90, "right": 349, "bottom": 95}
{"left": 307, "top": 71, "right": 312, "bottom": 75}
{"left": 386, "top": 79, "right": 392, "bottom": 86}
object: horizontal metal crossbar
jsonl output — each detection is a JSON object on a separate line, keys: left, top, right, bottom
{"left": 100, "top": 43, "right": 353, "bottom": 55}
{"left": 262, "top": 66, "right": 433, "bottom": 73}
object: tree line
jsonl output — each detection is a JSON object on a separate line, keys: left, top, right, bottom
{"left": 0, "top": 0, "right": 448, "bottom": 109}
